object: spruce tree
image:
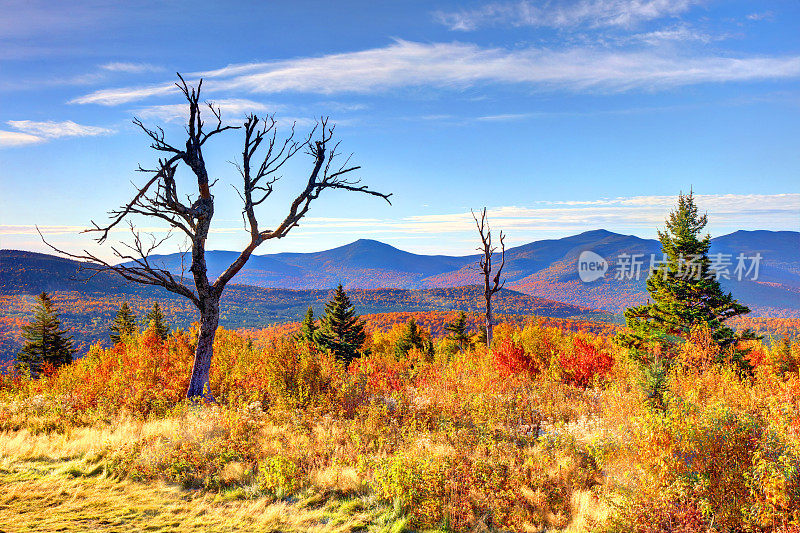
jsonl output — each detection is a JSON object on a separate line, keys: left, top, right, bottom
{"left": 445, "top": 311, "right": 470, "bottom": 351}
{"left": 295, "top": 307, "right": 318, "bottom": 345}
{"left": 316, "top": 285, "right": 366, "bottom": 367}
{"left": 110, "top": 302, "right": 137, "bottom": 344}
{"left": 395, "top": 317, "right": 426, "bottom": 358}
{"left": 16, "top": 293, "right": 75, "bottom": 376}
{"left": 617, "top": 191, "right": 754, "bottom": 355}
{"left": 143, "top": 302, "right": 169, "bottom": 340}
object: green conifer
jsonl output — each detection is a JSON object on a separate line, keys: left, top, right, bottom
{"left": 143, "top": 302, "right": 169, "bottom": 341}
{"left": 617, "top": 191, "right": 755, "bottom": 356}
{"left": 110, "top": 302, "right": 137, "bottom": 344}
{"left": 295, "top": 306, "right": 318, "bottom": 345}
{"left": 16, "top": 292, "right": 75, "bottom": 376}
{"left": 395, "top": 317, "right": 431, "bottom": 358}
{"left": 445, "top": 311, "right": 470, "bottom": 351}
{"left": 316, "top": 285, "right": 366, "bottom": 367}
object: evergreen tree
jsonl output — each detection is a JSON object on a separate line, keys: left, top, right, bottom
{"left": 295, "top": 307, "right": 318, "bottom": 345}
{"left": 16, "top": 293, "right": 75, "bottom": 376}
{"left": 395, "top": 317, "right": 428, "bottom": 358}
{"left": 445, "top": 311, "right": 470, "bottom": 351}
{"left": 143, "top": 302, "right": 169, "bottom": 340}
{"left": 474, "top": 328, "right": 487, "bottom": 348}
{"left": 110, "top": 302, "right": 137, "bottom": 344}
{"left": 617, "top": 191, "right": 754, "bottom": 355}
{"left": 316, "top": 285, "right": 366, "bottom": 367}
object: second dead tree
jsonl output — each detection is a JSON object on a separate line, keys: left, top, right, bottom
{"left": 473, "top": 208, "right": 505, "bottom": 347}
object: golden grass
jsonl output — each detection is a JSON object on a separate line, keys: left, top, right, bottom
{"left": 0, "top": 417, "right": 178, "bottom": 462}
{"left": 0, "top": 456, "right": 399, "bottom": 533}
{"left": 0, "top": 421, "right": 399, "bottom": 533}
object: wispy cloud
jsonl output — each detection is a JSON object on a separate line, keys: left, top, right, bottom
{"left": 101, "top": 62, "right": 164, "bottom": 74}
{"left": 72, "top": 40, "right": 800, "bottom": 106}
{"left": 134, "top": 98, "right": 282, "bottom": 123}
{"left": 433, "top": 0, "right": 699, "bottom": 31}
{"left": 70, "top": 82, "right": 178, "bottom": 105}
{"left": 626, "top": 23, "right": 720, "bottom": 45}
{"left": 6, "top": 120, "right": 113, "bottom": 139}
{"left": 0, "top": 225, "right": 88, "bottom": 235}
{"left": 7, "top": 194, "right": 797, "bottom": 258}
{"left": 289, "top": 194, "right": 800, "bottom": 238}
{"left": 0, "top": 131, "right": 43, "bottom": 147}
{"left": 746, "top": 11, "right": 774, "bottom": 22}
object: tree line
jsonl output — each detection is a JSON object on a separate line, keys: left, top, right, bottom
{"left": 14, "top": 284, "right": 475, "bottom": 378}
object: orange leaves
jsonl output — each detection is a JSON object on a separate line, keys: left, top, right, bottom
{"left": 350, "top": 354, "right": 410, "bottom": 395}
{"left": 493, "top": 337, "right": 537, "bottom": 378}
{"left": 490, "top": 322, "right": 613, "bottom": 388}
{"left": 559, "top": 336, "right": 613, "bottom": 388}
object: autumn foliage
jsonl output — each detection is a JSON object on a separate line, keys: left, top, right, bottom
{"left": 2, "top": 314, "right": 799, "bottom": 532}
{"left": 559, "top": 336, "right": 614, "bottom": 388}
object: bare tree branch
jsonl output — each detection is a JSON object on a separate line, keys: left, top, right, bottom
{"left": 37, "top": 226, "right": 200, "bottom": 307}
{"left": 472, "top": 208, "right": 506, "bottom": 346}
{"left": 40, "top": 76, "right": 391, "bottom": 400}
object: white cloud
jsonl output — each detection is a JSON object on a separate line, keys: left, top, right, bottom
{"left": 433, "top": 0, "right": 698, "bottom": 31}
{"left": 626, "top": 24, "right": 718, "bottom": 45}
{"left": 0, "top": 130, "right": 43, "bottom": 147}
{"left": 6, "top": 194, "right": 796, "bottom": 258}
{"left": 70, "top": 82, "right": 179, "bottom": 105}
{"left": 288, "top": 193, "right": 800, "bottom": 237}
{"left": 0, "top": 224, "right": 87, "bottom": 235}
{"left": 6, "top": 120, "right": 113, "bottom": 139}
{"left": 746, "top": 11, "right": 774, "bottom": 22}
{"left": 135, "top": 99, "right": 282, "bottom": 123}
{"left": 72, "top": 40, "right": 800, "bottom": 105}
{"left": 101, "top": 62, "right": 164, "bottom": 73}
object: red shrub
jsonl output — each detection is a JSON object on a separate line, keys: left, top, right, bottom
{"left": 493, "top": 338, "right": 538, "bottom": 378}
{"left": 559, "top": 337, "right": 613, "bottom": 388}
{"left": 350, "top": 354, "right": 410, "bottom": 395}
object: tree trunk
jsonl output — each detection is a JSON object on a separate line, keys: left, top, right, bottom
{"left": 485, "top": 294, "right": 493, "bottom": 347}
{"left": 186, "top": 297, "right": 219, "bottom": 400}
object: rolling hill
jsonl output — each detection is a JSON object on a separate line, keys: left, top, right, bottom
{"left": 130, "top": 230, "right": 800, "bottom": 316}
{"left": 0, "top": 250, "right": 603, "bottom": 362}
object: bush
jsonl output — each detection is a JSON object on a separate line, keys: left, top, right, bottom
{"left": 108, "top": 406, "right": 263, "bottom": 490}
{"left": 257, "top": 455, "right": 302, "bottom": 499}
{"left": 493, "top": 337, "right": 538, "bottom": 378}
{"left": 559, "top": 336, "right": 614, "bottom": 388}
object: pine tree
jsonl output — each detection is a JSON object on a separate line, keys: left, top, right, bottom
{"left": 445, "top": 311, "right": 470, "bottom": 351}
{"left": 395, "top": 317, "right": 426, "bottom": 358}
{"left": 16, "top": 292, "right": 75, "bottom": 376}
{"left": 316, "top": 285, "right": 366, "bottom": 367}
{"left": 110, "top": 302, "right": 137, "bottom": 344}
{"left": 617, "top": 191, "right": 754, "bottom": 355}
{"left": 295, "top": 307, "right": 318, "bottom": 345}
{"left": 143, "top": 302, "right": 169, "bottom": 340}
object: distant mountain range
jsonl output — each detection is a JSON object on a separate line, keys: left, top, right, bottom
{"left": 0, "top": 250, "right": 604, "bottom": 362}
{"left": 0, "top": 228, "right": 796, "bottom": 362}
{"left": 133, "top": 229, "right": 800, "bottom": 316}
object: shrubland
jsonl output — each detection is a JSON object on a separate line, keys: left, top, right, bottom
{"left": 1, "top": 318, "right": 799, "bottom": 532}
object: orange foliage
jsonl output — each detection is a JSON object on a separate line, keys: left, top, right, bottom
{"left": 559, "top": 336, "right": 614, "bottom": 388}
{"left": 493, "top": 337, "right": 538, "bottom": 378}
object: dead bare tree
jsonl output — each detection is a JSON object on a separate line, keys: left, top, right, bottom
{"left": 42, "top": 74, "right": 391, "bottom": 400}
{"left": 473, "top": 208, "right": 505, "bottom": 347}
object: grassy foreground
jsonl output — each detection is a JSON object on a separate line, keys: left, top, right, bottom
{"left": 0, "top": 420, "right": 403, "bottom": 533}
{"left": 1, "top": 319, "right": 800, "bottom": 532}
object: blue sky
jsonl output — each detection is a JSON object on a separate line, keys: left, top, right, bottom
{"left": 0, "top": 0, "right": 798, "bottom": 260}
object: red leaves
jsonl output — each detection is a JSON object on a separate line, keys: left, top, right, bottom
{"left": 350, "top": 355, "right": 410, "bottom": 394}
{"left": 493, "top": 338, "right": 538, "bottom": 378}
{"left": 559, "top": 337, "right": 613, "bottom": 388}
